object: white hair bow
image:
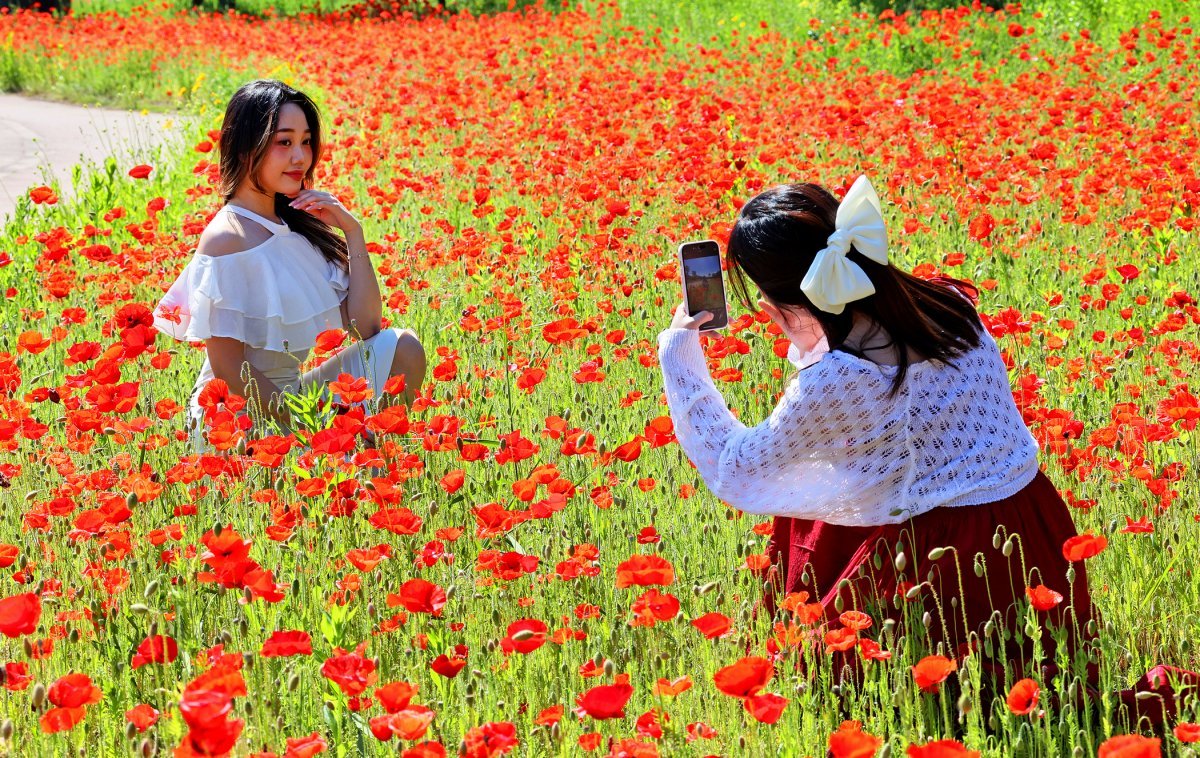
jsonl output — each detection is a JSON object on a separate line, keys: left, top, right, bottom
{"left": 799, "top": 175, "right": 889, "bottom": 315}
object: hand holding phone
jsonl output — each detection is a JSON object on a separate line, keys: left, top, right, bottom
{"left": 678, "top": 240, "right": 729, "bottom": 331}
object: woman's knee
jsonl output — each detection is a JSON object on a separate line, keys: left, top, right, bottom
{"left": 389, "top": 328, "right": 426, "bottom": 385}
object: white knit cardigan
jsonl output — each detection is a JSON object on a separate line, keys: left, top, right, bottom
{"left": 657, "top": 327, "right": 1040, "bottom": 526}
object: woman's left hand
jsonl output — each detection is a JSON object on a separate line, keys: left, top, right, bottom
{"left": 288, "top": 190, "right": 361, "bottom": 234}
{"left": 670, "top": 303, "right": 714, "bottom": 330}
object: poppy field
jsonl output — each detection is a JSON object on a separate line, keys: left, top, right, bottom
{"left": 1, "top": 1, "right": 1199, "bottom": 755}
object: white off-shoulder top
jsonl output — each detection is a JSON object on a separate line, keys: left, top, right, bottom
{"left": 152, "top": 204, "right": 351, "bottom": 444}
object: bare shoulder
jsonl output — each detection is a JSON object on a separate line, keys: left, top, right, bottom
{"left": 196, "top": 210, "right": 273, "bottom": 258}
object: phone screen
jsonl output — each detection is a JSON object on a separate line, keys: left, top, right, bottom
{"left": 679, "top": 240, "right": 729, "bottom": 330}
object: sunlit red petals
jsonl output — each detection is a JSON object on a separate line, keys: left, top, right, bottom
{"left": 690, "top": 612, "right": 731, "bottom": 639}
{"left": 1096, "top": 735, "right": 1161, "bottom": 758}
{"left": 911, "top": 655, "right": 957, "bottom": 693}
{"left": 1062, "top": 532, "right": 1108, "bottom": 561}
{"left": 501, "top": 618, "right": 548, "bottom": 654}
{"left": 575, "top": 682, "right": 634, "bottom": 720}
{"left": 713, "top": 657, "right": 773, "bottom": 698}
{"left": 124, "top": 703, "right": 159, "bottom": 732}
{"left": 1006, "top": 678, "right": 1040, "bottom": 715}
{"left": 614, "top": 554, "right": 675, "bottom": 588}
{"left": 260, "top": 630, "right": 313, "bottom": 658}
{"left": 1025, "top": 584, "right": 1064, "bottom": 611}
{"left": 905, "top": 740, "right": 981, "bottom": 757}
{"left": 131, "top": 634, "right": 178, "bottom": 669}
{"left": 461, "top": 722, "right": 518, "bottom": 757}
{"left": 1174, "top": 723, "right": 1200, "bottom": 743}
{"left": 829, "top": 720, "right": 882, "bottom": 758}
{"left": 321, "top": 644, "right": 378, "bottom": 697}
{"left": 743, "top": 692, "right": 788, "bottom": 724}
{"left": 0, "top": 592, "right": 41, "bottom": 637}
{"left": 40, "top": 672, "right": 103, "bottom": 733}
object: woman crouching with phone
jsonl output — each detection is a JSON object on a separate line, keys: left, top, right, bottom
{"left": 659, "top": 177, "right": 1102, "bottom": 709}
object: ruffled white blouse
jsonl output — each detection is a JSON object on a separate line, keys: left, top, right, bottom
{"left": 153, "top": 205, "right": 351, "bottom": 446}
{"left": 153, "top": 204, "right": 349, "bottom": 352}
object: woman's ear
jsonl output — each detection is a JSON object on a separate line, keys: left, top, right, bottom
{"left": 758, "top": 297, "right": 794, "bottom": 330}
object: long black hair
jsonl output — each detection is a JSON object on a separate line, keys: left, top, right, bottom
{"left": 726, "top": 182, "right": 982, "bottom": 396}
{"left": 217, "top": 79, "right": 348, "bottom": 269}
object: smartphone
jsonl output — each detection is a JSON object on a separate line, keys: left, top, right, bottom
{"left": 678, "top": 240, "right": 729, "bottom": 331}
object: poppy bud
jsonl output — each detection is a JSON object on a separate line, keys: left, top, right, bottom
{"left": 125, "top": 721, "right": 138, "bottom": 741}
{"left": 30, "top": 683, "right": 46, "bottom": 710}
{"left": 905, "top": 584, "right": 922, "bottom": 601}
{"left": 957, "top": 692, "right": 972, "bottom": 715}
{"left": 1, "top": 719, "right": 12, "bottom": 741}
{"left": 894, "top": 552, "right": 907, "bottom": 573}
{"left": 992, "top": 531, "right": 1003, "bottom": 550}
{"left": 130, "top": 603, "right": 150, "bottom": 615}
{"left": 126, "top": 492, "right": 138, "bottom": 509}
{"left": 1071, "top": 747, "right": 1084, "bottom": 758}
{"left": 833, "top": 594, "right": 844, "bottom": 613}
{"left": 1001, "top": 539, "right": 1014, "bottom": 558}
{"left": 550, "top": 722, "right": 561, "bottom": 741}
{"left": 922, "top": 612, "right": 932, "bottom": 629}
{"left": 879, "top": 745, "right": 892, "bottom": 758}
{"left": 213, "top": 522, "right": 223, "bottom": 537}
{"left": 603, "top": 659, "right": 615, "bottom": 676}
{"left": 928, "top": 547, "right": 947, "bottom": 561}
{"left": 1066, "top": 567, "right": 1075, "bottom": 583}
{"left": 873, "top": 553, "right": 883, "bottom": 570}
{"left": 973, "top": 560, "right": 985, "bottom": 578}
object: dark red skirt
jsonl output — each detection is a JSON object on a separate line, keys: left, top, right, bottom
{"left": 763, "top": 469, "right": 1197, "bottom": 730}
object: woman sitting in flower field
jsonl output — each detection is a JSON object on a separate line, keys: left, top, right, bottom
{"left": 658, "top": 176, "right": 1195, "bottom": 725}
{"left": 153, "top": 80, "right": 426, "bottom": 451}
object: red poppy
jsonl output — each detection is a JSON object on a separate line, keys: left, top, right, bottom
{"left": 1006, "top": 678, "right": 1040, "bottom": 715}
{"left": 0, "top": 593, "right": 41, "bottom": 637}
{"left": 1062, "top": 532, "right": 1108, "bottom": 561}
{"left": 1174, "top": 723, "right": 1200, "bottom": 743}
{"left": 911, "top": 655, "right": 957, "bottom": 693}
{"left": 690, "top": 612, "right": 732, "bottom": 639}
{"left": 128, "top": 164, "right": 153, "bottom": 179}
{"left": 501, "top": 618, "right": 548, "bottom": 654}
{"left": 124, "top": 704, "right": 159, "bottom": 732}
{"left": 829, "top": 720, "right": 883, "bottom": 758}
{"left": 321, "top": 644, "right": 378, "bottom": 697}
{"left": 1097, "top": 734, "right": 1161, "bottom": 758}
{"left": 1025, "top": 585, "right": 1064, "bottom": 611}
{"left": 461, "top": 722, "right": 517, "bottom": 758}
{"left": 906, "top": 740, "right": 981, "bottom": 757}
{"left": 575, "top": 682, "right": 634, "bottom": 720}
{"left": 744, "top": 692, "right": 788, "bottom": 724}
{"left": 376, "top": 681, "right": 419, "bottom": 714}
{"left": 652, "top": 676, "right": 693, "bottom": 697}
{"left": 713, "top": 657, "right": 774, "bottom": 698}
{"left": 395, "top": 579, "right": 447, "bottom": 616}
{"left": 284, "top": 732, "right": 328, "bottom": 758}
{"left": 261, "top": 630, "right": 313, "bottom": 658}
{"left": 614, "top": 554, "right": 675, "bottom": 588}
{"left": 430, "top": 653, "right": 467, "bottom": 678}
{"left": 131, "top": 634, "right": 178, "bottom": 669}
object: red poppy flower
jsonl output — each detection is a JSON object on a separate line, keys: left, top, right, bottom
{"left": 284, "top": 731, "right": 327, "bottom": 758}
{"left": 713, "top": 657, "right": 774, "bottom": 698}
{"left": 1006, "top": 678, "right": 1040, "bottom": 715}
{"left": 128, "top": 164, "right": 153, "bottom": 179}
{"left": 321, "top": 645, "right": 378, "bottom": 697}
{"left": 376, "top": 681, "right": 419, "bottom": 714}
{"left": 0, "top": 593, "right": 41, "bottom": 637}
{"left": 614, "top": 554, "right": 675, "bottom": 588}
{"left": 461, "top": 722, "right": 517, "bottom": 757}
{"left": 911, "top": 655, "right": 957, "bottom": 693}
{"left": 1174, "top": 723, "right": 1200, "bottom": 743}
{"left": 905, "top": 740, "right": 981, "bottom": 757}
{"left": 829, "top": 720, "right": 883, "bottom": 758}
{"left": 395, "top": 578, "right": 448, "bottom": 616}
{"left": 261, "top": 630, "right": 313, "bottom": 658}
{"left": 690, "top": 612, "right": 732, "bottom": 639}
{"left": 124, "top": 704, "right": 159, "bottom": 732}
{"left": 131, "top": 634, "right": 178, "bottom": 669}
{"left": 744, "top": 692, "right": 788, "bottom": 724}
{"left": 501, "top": 618, "right": 548, "bottom": 654}
{"left": 1025, "top": 585, "right": 1064, "bottom": 611}
{"left": 1096, "top": 734, "right": 1161, "bottom": 758}
{"left": 575, "top": 682, "right": 634, "bottom": 720}
{"left": 1062, "top": 532, "right": 1108, "bottom": 561}
{"left": 652, "top": 675, "right": 693, "bottom": 697}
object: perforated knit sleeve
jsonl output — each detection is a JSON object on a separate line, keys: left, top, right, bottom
{"left": 657, "top": 328, "right": 860, "bottom": 519}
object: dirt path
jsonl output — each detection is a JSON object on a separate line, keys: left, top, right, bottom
{"left": 0, "top": 93, "right": 196, "bottom": 224}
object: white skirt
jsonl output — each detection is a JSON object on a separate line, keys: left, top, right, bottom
{"left": 186, "top": 328, "right": 402, "bottom": 454}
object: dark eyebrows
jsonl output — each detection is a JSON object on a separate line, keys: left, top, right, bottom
{"left": 274, "top": 128, "right": 312, "bottom": 134}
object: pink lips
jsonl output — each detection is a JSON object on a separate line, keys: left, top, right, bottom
{"left": 284, "top": 172, "right": 304, "bottom": 180}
